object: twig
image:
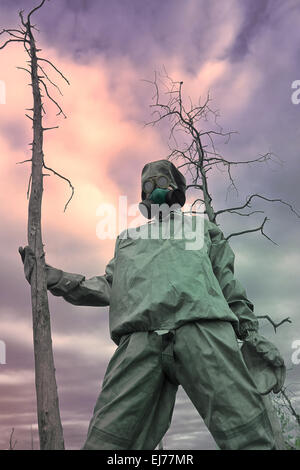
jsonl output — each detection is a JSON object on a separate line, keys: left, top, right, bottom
{"left": 38, "top": 79, "right": 67, "bottom": 118}
{"left": 215, "top": 194, "right": 300, "bottom": 218}
{"left": 0, "top": 38, "right": 25, "bottom": 49}
{"left": 42, "top": 159, "right": 74, "bottom": 212}
{"left": 37, "top": 57, "right": 70, "bottom": 85}
{"left": 257, "top": 315, "right": 292, "bottom": 333}
{"left": 27, "top": 0, "right": 47, "bottom": 24}
{"left": 16, "top": 66, "right": 31, "bottom": 75}
{"left": 37, "top": 63, "right": 63, "bottom": 95}
{"left": 225, "top": 216, "right": 278, "bottom": 245}
{"left": 42, "top": 126, "right": 59, "bottom": 131}
{"left": 16, "top": 158, "right": 32, "bottom": 164}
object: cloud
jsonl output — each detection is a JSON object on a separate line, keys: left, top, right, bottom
{"left": 228, "top": 0, "right": 272, "bottom": 61}
{"left": 0, "top": 369, "right": 34, "bottom": 386}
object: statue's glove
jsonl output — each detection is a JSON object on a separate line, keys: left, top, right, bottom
{"left": 19, "top": 245, "right": 63, "bottom": 287}
{"left": 241, "top": 330, "right": 286, "bottom": 394}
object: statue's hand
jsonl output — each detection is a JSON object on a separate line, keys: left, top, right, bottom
{"left": 242, "top": 331, "right": 286, "bottom": 394}
{"left": 19, "top": 246, "right": 63, "bottom": 287}
{"left": 19, "top": 245, "right": 35, "bottom": 283}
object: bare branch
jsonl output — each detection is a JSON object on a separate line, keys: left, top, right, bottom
{"left": 16, "top": 158, "right": 32, "bottom": 164}
{"left": 257, "top": 315, "right": 292, "bottom": 333}
{"left": 225, "top": 216, "right": 278, "bottom": 245}
{"left": 215, "top": 194, "right": 300, "bottom": 218}
{"left": 0, "top": 28, "right": 24, "bottom": 36}
{"left": 0, "top": 28, "right": 25, "bottom": 40}
{"left": 190, "top": 198, "right": 205, "bottom": 208}
{"left": 39, "top": 79, "right": 67, "bottom": 118}
{"left": 228, "top": 210, "right": 265, "bottom": 217}
{"left": 0, "top": 38, "right": 25, "bottom": 50}
{"left": 18, "top": 10, "right": 27, "bottom": 28}
{"left": 42, "top": 126, "right": 59, "bottom": 131}
{"left": 37, "top": 57, "right": 70, "bottom": 85}
{"left": 37, "top": 63, "right": 63, "bottom": 95}
{"left": 16, "top": 66, "right": 31, "bottom": 75}
{"left": 42, "top": 158, "right": 74, "bottom": 212}
{"left": 27, "top": 0, "right": 47, "bottom": 24}
{"left": 202, "top": 152, "right": 274, "bottom": 168}
{"left": 200, "top": 129, "right": 237, "bottom": 142}
{"left": 186, "top": 184, "right": 203, "bottom": 191}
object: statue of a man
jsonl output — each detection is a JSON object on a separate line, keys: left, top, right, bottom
{"left": 20, "top": 159, "right": 285, "bottom": 450}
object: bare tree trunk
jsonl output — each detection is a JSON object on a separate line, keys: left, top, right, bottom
{"left": 1, "top": 1, "right": 72, "bottom": 448}
{"left": 26, "top": 11, "right": 64, "bottom": 451}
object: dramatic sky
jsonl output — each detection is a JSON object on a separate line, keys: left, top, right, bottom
{"left": 0, "top": 0, "right": 300, "bottom": 450}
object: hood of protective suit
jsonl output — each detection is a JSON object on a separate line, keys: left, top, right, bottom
{"left": 139, "top": 159, "right": 186, "bottom": 219}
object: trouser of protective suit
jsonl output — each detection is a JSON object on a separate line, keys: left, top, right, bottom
{"left": 82, "top": 320, "right": 275, "bottom": 450}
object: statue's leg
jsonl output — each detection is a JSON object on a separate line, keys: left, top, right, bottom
{"left": 82, "top": 331, "right": 177, "bottom": 450}
{"left": 173, "top": 320, "right": 276, "bottom": 450}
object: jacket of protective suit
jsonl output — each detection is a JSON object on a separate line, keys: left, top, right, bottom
{"left": 49, "top": 211, "right": 258, "bottom": 346}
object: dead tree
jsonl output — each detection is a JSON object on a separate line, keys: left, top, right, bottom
{"left": 143, "top": 70, "right": 296, "bottom": 331}
{"left": 144, "top": 69, "right": 300, "bottom": 449}
{"left": 271, "top": 387, "right": 300, "bottom": 449}
{"left": 1, "top": 0, "right": 73, "bottom": 449}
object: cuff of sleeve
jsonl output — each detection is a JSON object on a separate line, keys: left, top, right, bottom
{"left": 235, "top": 321, "right": 259, "bottom": 340}
{"left": 49, "top": 272, "right": 85, "bottom": 296}
{"left": 46, "top": 266, "right": 64, "bottom": 288}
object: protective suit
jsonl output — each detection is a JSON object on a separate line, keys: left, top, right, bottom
{"left": 20, "top": 159, "right": 285, "bottom": 450}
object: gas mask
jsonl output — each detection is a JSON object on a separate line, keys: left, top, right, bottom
{"left": 138, "top": 160, "right": 186, "bottom": 220}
